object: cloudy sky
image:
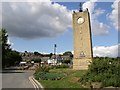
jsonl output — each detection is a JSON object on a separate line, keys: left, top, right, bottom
{"left": 1, "top": 0, "right": 120, "bottom": 57}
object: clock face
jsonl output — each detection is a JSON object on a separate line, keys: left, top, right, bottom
{"left": 77, "top": 17, "right": 84, "bottom": 24}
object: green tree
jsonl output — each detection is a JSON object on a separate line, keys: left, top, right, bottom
{"left": 32, "top": 58, "right": 41, "bottom": 66}
{"left": 1, "top": 28, "right": 11, "bottom": 68}
{"left": 80, "top": 57, "right": 120, "bottom": 87}
{"left": 63, "top": 51, "right": 73, "bottom": 58}
{"left": 63, "top": 59, "right": 71, "bottom": 64}
{"left": 34, "top": 51, "right": 40, "bottom": 56}
{"left": 1, "top": 28, "right": 11, "bottom": 53}
{"left": 4, "top": 51, "right": 22, "bottom": 66}
{"left": 25, "top": 51, "right": 27, "bottom": 53}
{"left": 1, "top": 28, "right": 22, "bottom": 68}
{"left": 63, "top": 51, "right": 72, "bottom": 56}
{"left": 49, "top": 53, "right": 53, "bottom": 58}
{"left": 33, "top": 58, "right": 41, "bottom": 63}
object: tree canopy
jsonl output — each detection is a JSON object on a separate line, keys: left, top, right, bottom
{"left": 1, "top": 28, "right": 22, "bottom": 68}
{"left": 63, "top": 51, "right": 72, "bottom": 56}
{"left": 80, "top": 57, "right": 120, "bottom": 87}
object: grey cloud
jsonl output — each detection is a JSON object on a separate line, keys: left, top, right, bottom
{"left": 2, "top": 1, "right": 112, "bottom": 39}
{"left": 2, "top": 2, "right": 72, "bottom": 39}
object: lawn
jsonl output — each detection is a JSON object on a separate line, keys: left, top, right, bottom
{"left": 35, "top": 58, "right": 120, "bottom": 89}
{"left": 37, "top": 68, "right": 87, "bottom": 88}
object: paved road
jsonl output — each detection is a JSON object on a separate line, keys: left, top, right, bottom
{"left": 2, "top": 70, "right": 35, "bottom": 88}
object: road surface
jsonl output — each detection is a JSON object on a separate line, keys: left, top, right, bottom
{"left": 2, "top": 70, "right": 35, "bottom": 88}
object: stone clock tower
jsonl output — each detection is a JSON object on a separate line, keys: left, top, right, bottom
{"left": 72, "top": 5, "right": 93, "bottom": 70}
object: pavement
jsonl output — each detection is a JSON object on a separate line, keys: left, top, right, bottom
{"left": 2, "top": 70, "right": 44, "bottom": 90}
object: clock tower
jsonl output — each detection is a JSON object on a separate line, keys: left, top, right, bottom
{"left": 72, "top": 5, "right": 93, "bottom": 70}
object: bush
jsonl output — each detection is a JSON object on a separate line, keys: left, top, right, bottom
{"left": 32, "top": 59, "right": 41, "bottom": 63}
{"left": 102, "top": 74, "right": 120, "bottom": 87}
{"left": 63, "top": 60, "right": 71, "bottom": 64}
{"left": 34, "top": 65, "right": 66, "bottom": 80}
{"left": 56, "top": 64, "right": 69, "bottom": 68}
{"left": 34, "top": 72, "right": 64, "bottom": 80}
{"left": 80, "top": 57, "right": 120, "bottom": 87}
{"left": 49, "top": 64, "right": 69, "bottom": 69}
{"left": 35, "top": 65, "right": 50, "bottom": 74}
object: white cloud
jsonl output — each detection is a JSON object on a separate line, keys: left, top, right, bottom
{"left": 83, "top": 0, "right": 97, "bottom": 14}
{"left": 94, "top": 8, "right": 105, "bottom": 16}
{"left": 109, "top": 0, "right": 120, "bottom": 31}
{"left": 2, "top": 1, "right": 72, "bottom": 39}
{"left": 83, "top": 0, "right": 110, "bottom": 35}
{"left": 60, "top": 44, "right": 119, "bottom": 58}
{"left": 93, "top": 44, "right": 119, "bottom": 58}
{"left": 1, "top": 0, "right": 51, "bottom": 2}
{"left": 2, "top": 0, "right": 116, "bottom": 39}
{"left": 7, "top": 37, "right": 14, "bottom": 46}
{"left": 7, "top": 38, "right": 11, "bottom": 45}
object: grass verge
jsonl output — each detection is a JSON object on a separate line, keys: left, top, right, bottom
{"left": 37, "top": 68, "right": 87, "bottom": 88}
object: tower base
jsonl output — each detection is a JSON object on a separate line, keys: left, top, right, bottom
{"left": 73, "top": 58, "right": 92, "bottom": 70}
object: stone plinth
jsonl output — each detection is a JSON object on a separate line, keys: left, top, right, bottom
{"left": 73, "top": 58, "right": 92, "bottom": 70}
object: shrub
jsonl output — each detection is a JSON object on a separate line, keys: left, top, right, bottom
{"left": 35, "top": 65, "right": 50, "bottom": 74}
{"left": 63, "top": 60, "right": 71, "bottom": 64}
{"left": 102, "top": 74, "right": 120, "bottom": 87}
{"left": 56, "top": 64, "right": 69, "bottom": 68}
{"left": 80, "top": 57, "right": 120, "bottom": 87}
{"left": 34, "top": 72, "right": 64, "bottom": 80}
{"left": 32, "top": 59, "right": 41, "bottom": 63}
{"left": 34, "top": 65, "right": 66, "bottom": 80}
{"left": 50, "top": 64, "right": 69, "bottom": 69}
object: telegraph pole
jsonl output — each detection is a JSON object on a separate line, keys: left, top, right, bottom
{"left": 54, "top": 44, "right": 57, "bottom": 56}
{"left": 54, "top": 44, "right": 57, "bottom": 65}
